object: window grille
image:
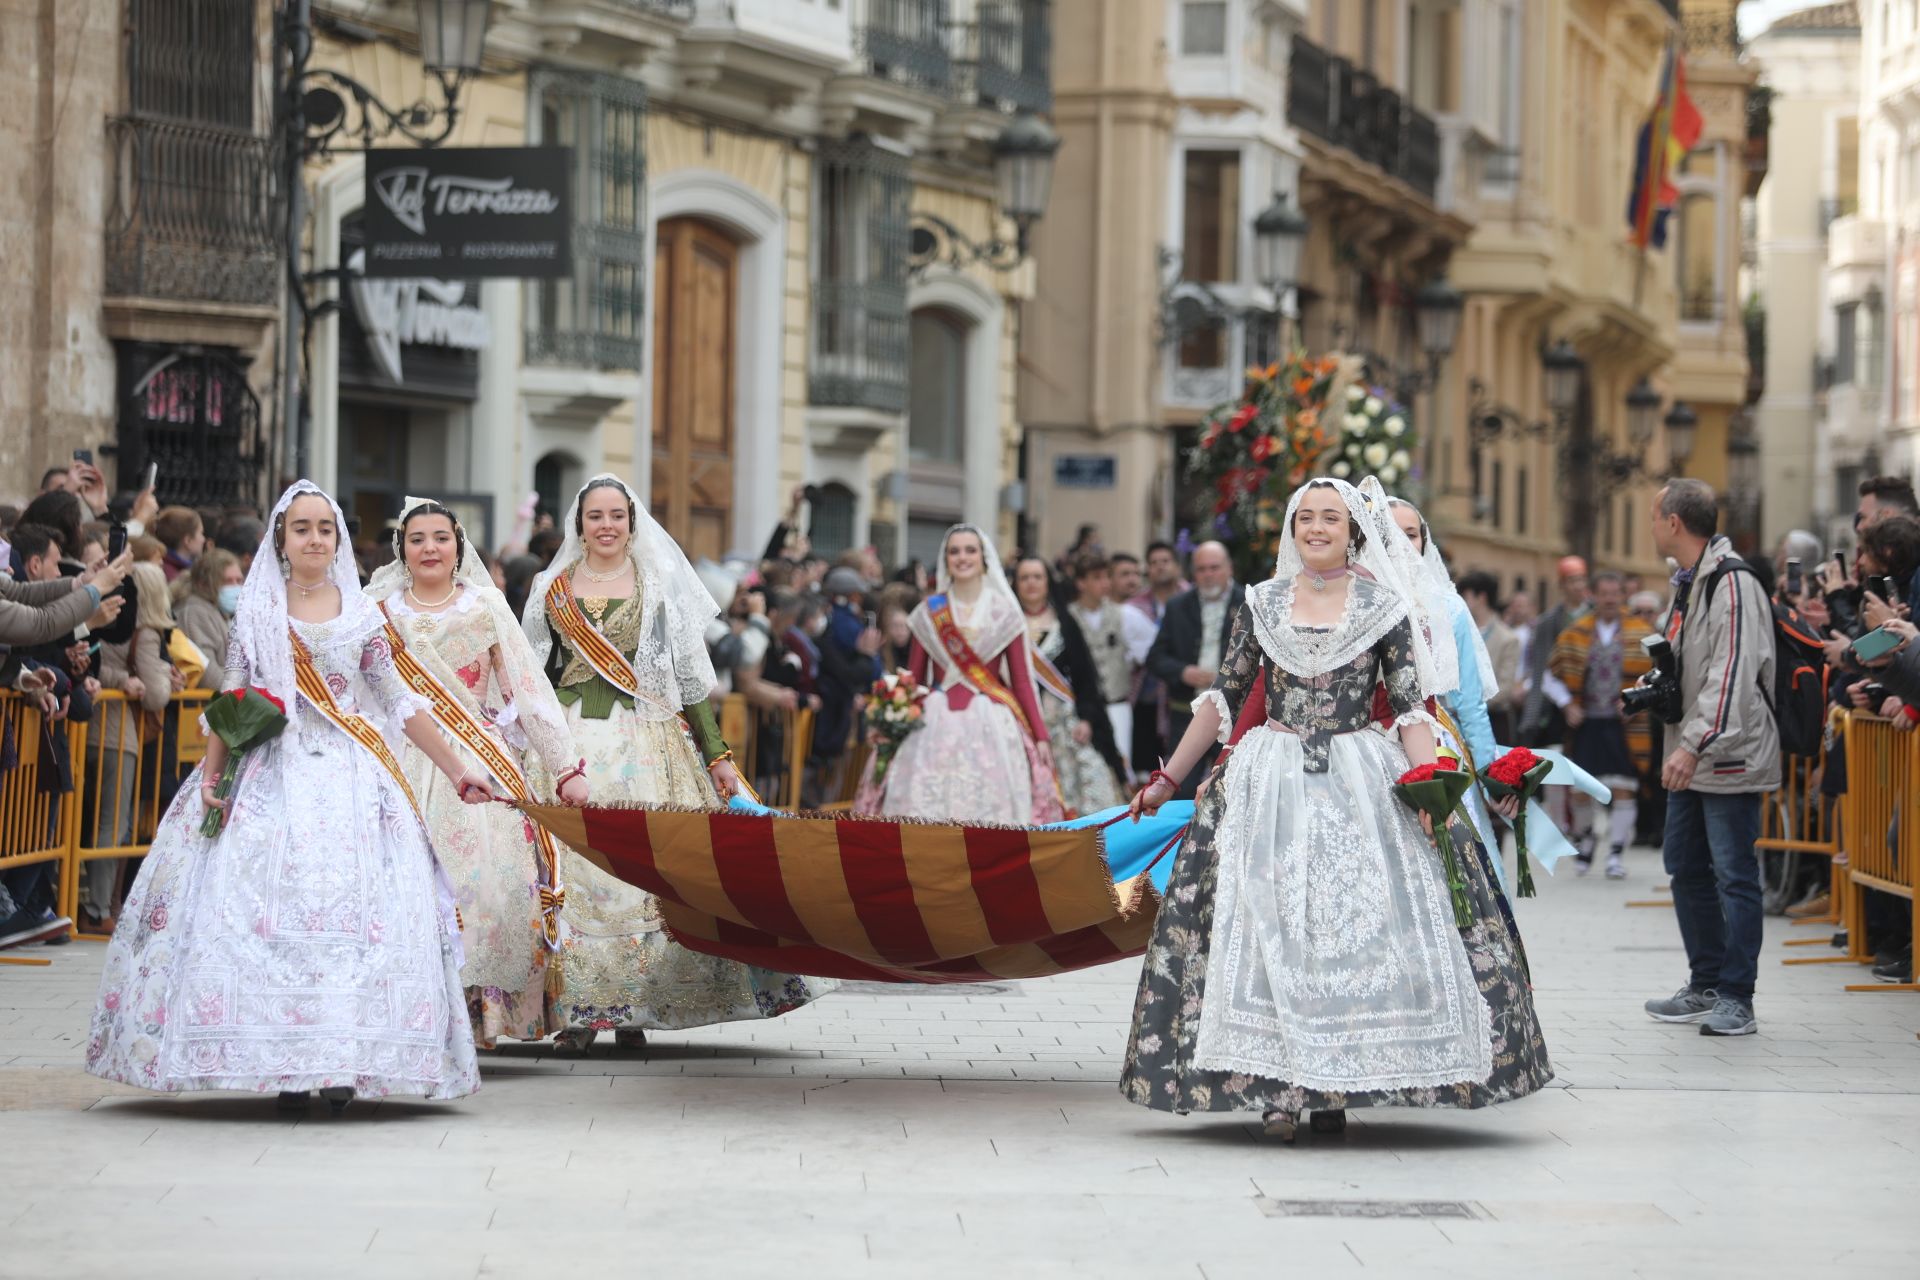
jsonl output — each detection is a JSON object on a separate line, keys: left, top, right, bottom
{"left": 526, "top": 69, "right": 650, "bottom": 371}
{"left": 810, "top": 137, "right": 911, "bottom": 412}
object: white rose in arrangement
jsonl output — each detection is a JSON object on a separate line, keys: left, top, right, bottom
{"left": 1346, "top": 441, "right": 1365, "bottom": 461}
{"left": 1331, "top": 460, "right": 1352, "bottom": 478}
{"left": 1345, "top": 413, "right": 1369, "bottom": 435}
{"left": 1390, "top": 449, "right": 1411, "bottom": 471}
{"left": 1384, "top": 416, "right": 1406, "bottom": 437}
{"left": 1363, "top": 442, "right": 1390, "bottom": 468}
{"left": 1364, "top": 396, "right": 1384, "bottom": 416}
{"left": 1347, "top": 385, "right": 1366, "bottom": 404}
{"left": 1379, "top": 465, "right": 1399, "bottom": 485}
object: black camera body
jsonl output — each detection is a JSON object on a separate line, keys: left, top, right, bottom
{"left": 1621, "top": 633, "right": 1686, "bottom": 724}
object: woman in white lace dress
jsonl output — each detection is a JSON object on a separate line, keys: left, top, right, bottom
{"left": 1120, "top": 479, "right": 1550, "bottom": 1140}
{"left": 857, "top": 524, "right": 1063, "bottom": 824}
{"left": 368, "top": 499, "right": 590, "bottom": 1048}
{"left": 523, "top": 476, "right": 832, "bottom": 1052}
{"left": 85, "top": 482, "right": 497, "bottom": 1112}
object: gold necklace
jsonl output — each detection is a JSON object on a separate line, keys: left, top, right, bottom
{"left": 581, "top": 596, "right": 611, "bottom": 624}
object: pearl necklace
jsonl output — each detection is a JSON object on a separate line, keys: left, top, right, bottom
{"left": 407, "top": 583, "right": 459, "bottom": 610}
{"left": 581, "top": 558, "right": 630, "bottom": 584}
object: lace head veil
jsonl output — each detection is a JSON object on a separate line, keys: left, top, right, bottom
{"left": 934, "top": 523, "right": 1017, "bottom": 609}
{"left": 521, "top": 474, "right": 720, "bottom": 718}
{"left": 1267, "top": 476, "right": 1443, "bottom": 693}
{"left": 231, "top": 480, "right": 384, "bottom": 737}
{"left": 1381, "top": 494, "right": 1499, "bottom": 698}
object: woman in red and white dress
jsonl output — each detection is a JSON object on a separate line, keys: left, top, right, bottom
{"left": 859, "top": 523, "right": 1063, "bottom": 825}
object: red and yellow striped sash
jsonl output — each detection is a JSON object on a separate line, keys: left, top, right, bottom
{"left": 379, "top": 606, "right": 565, "bottom": 947}
{"left": 289, "top": 628, "right": 420, "bottom": 816}
{"left": 544, "top": 572, "right": 644, "bottom": 699}
{"left": 926, "top": 594, "right": 1034, "bottom": 737}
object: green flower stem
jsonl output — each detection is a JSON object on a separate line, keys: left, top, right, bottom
{"left": 1432, "top": 818, "right": 1475, "bottom": 930}
{"left": 198, "top": 751, "right": 242, "bottom": 838}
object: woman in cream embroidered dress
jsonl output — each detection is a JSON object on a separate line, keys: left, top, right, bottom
{"left": 85, "top": 483, "right": 497, "bottom": 1110}
{"left": 369, "top": 500, "right": 591, "bottom": 1048}
{"left": 524, "top": 476, "right": 831, "bottom": 1051}
{"left": 1012, "top": 555, "right": 1124, "bottom": 816}
{"left": 1121, "top": 479, "right": 1550, "bottom": 1141}
{"left": 859, "top": 524, "right": 1063, "bottom": 824}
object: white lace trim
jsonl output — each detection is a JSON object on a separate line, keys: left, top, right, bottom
{"left": 1391, "top": 707, "right": 1441, "bottom": 733}
{"left": 1195, "top": 688, "right": 1233, "bottom": 744}
{"left": 1246, "top": 577, "right": 1411, "bottom": 680}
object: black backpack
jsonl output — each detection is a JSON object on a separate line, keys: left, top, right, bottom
{"left": 1692, "top": 555, "right": 1825, "bottom": 759}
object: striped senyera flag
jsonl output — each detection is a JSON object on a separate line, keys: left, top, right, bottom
{"left": 520, "top": 803, "right": 1166, "bottom": 983}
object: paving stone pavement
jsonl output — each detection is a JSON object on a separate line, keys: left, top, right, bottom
{"left": 2, "top": 844, "right": 1916, "bottom": 1279}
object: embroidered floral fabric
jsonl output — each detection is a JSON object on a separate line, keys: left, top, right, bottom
{"left": 1118, "top": 601, "right": 1553, "bottom": 1109}
{"left": 85, "top": 614, "right": 478, "bottom": 1099}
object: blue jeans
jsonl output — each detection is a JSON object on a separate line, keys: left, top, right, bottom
{"left": 1662, "top": 789, "right": 1764, "bottom": 999}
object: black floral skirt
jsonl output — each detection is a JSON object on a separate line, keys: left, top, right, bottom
{"left": 1118, "top": 776, "right": 1554, "bottom": 1115}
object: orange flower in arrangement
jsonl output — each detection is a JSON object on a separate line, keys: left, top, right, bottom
{"left": 1292, "top": 377, "right": 1314, "bottom": 397}
{"left": 1298, "top": 406, "right": 1318, "bottom": 429}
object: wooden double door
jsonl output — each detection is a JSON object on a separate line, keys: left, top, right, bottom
{"left": 651, "top": 217, "right": 738, "bottom": 561}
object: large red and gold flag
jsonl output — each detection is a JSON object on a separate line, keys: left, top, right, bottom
{"left": 520, "top": 803, "right": 1167, "bottom": 983}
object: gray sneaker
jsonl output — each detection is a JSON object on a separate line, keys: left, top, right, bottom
{"left": 1644, "top": 985, "right": 1719, "bottom": 1023}
{"left": 1698, "top": 995, "right": 1757, "bottom": 1037}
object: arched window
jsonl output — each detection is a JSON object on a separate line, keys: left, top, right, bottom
{"left": 811, "top": 482, "right": 857, "bottom": 559}
{"left": 534, "top": 450, "right": 583, "bottom": 523}
{"left": 1675, "top": 146, "right": 1723, "bottom": 323}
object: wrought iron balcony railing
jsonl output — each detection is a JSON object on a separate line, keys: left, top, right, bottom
{"left": 614, "top": 0, "right": 694, "bottom": 17}
{"left": 1287, "top": 37, "right": 1441, "bottom": 202}
{"left": 104, "top": 115, "right": 280, "bottom": 307}
{"left": 811, "top": 280, "right": 909, "bottom": 412}
{"left": 954, "top": 1, "right": 1052, "bottom": 113}
{"left": 857, "top": 0, "right": 953, "bottom": 93}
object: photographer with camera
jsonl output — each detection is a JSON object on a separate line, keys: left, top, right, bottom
{"left": 1640, "top": 480, "right": 1778, "bottom": 1038}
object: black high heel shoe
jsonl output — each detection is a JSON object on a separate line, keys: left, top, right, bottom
{"left": 276, "top": 1090, "right": 309, "bottom": 1113}
{"left": 319, "top": 1086, "right": 354, "bottom": 1115}
{"left": 1309, "top": 1109, "right": 1347, "bottom": 1135}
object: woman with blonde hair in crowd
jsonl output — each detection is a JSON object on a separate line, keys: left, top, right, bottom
{"left": 174, "top": 548, "right": 244, "bottom": 667}
{"left": 83, "top": 560, "right": 178, "bottom": 930}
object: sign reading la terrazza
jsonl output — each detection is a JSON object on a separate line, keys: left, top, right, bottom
{"left": 362, "top": 146, "right": 573, "bottom": 279}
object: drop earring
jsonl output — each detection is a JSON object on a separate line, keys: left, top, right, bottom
{"left": 1346, "top": 543, "right": 1358, "bottom": 565}
{"left": 280, "top": 554, "right": 291, "bottom": 578}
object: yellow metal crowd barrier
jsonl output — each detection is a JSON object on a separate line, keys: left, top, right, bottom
{"left": 1783, "top": 712, "right": 1920, "bottom": 993}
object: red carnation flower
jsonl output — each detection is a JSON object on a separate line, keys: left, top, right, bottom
{"left": 1227, "top": 404, "right": 1258, "bottom": 433}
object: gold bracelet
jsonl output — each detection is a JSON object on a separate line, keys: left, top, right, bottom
{"left": 705, "top": 748, "right": 735, "bottom": 772}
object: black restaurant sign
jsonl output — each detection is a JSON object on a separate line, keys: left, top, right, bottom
{"left": 362, "top": 146, "right": 573, "bottom": 279}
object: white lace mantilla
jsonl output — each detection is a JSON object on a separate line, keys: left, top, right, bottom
{"left": 1245, "top": 576, "right": 1411, "bottom": 682}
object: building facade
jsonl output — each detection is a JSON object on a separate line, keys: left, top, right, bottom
{"left": 1435, "top": 0, "right": 1738, "bottom": 601}
{"left": 1747, "top": 3, "right": 1860, "bottom": 548}
{"left": 2, "top": 1, "right": 1049, "bottom": 568}
{"left": 1024, "top": 0, "right": 1474, "bottom": 561}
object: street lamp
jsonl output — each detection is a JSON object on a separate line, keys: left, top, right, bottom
{"left": 1542, "top": 339, "right": 1584, "bottom": 417}
{"left": 278, "top": 0, "right": 497, "bottom": 477}
{"left": 1414, "top": 277, "right": 1464, "bottom": 363}
{"left": 1664, "top": 401, "right": 1699, "bottom": 475}
{"left": 1625, "top": 377, "right": 1662, "bottom": 449}
{"left": 1252, "top": 195, "right": 1309, "bottom": 296}
{"left": 418, "top": 0, "right": 493, "bottom": 73}
{"left": 911, "top": 112, "right": 1060, "bottom": 274}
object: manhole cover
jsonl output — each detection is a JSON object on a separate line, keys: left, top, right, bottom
{"left": 838, "top": 981, "right": 1023, "bottom": 998}
{"left": 1257, "top": 1199, "right": 1485, "bottom": 1220}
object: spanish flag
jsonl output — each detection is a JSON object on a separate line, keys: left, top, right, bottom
{"left": 1626, "top": 40, "right": 1704, "bottom": 250}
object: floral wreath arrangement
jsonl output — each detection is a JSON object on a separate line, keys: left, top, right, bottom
{"left": 1326, "top": 382, "right": 1415, "bottom": 492}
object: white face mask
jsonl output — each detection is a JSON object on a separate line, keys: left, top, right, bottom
{"left": 806, "top": 615, "right": 830, "bottom": 638}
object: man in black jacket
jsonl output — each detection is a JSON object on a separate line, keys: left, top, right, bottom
{"left": 1144, "top": 541, "right": 1244, "bottom": 797}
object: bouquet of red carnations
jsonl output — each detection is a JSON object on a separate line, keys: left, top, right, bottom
{"left": 1394, "top": 757, "right": 1476, "bottom": 928}
{"left": 1480, "top": 746, "right": 1554, "bottom": 898}
{"left": 863, "top": 670, "right": 927, "bottom": 783}
{"left": 198, "top": 686, "right": 288, "bottom": 836}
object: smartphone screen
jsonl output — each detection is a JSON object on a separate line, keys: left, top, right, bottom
{"left": 864, "top": 611, "right": 878, "bottom": 630}
{"left": 1785, "top": 558, "right": 1803, "bottom": 598}
{"left": 107, "top": 523, "right": 127, "bottom": 560}
{"left": 1834, "top": 551, "right": 1847, "bottom": 578}
{"left": 72, "top": 448, "right": 92, "bottom": 465}
{"left": 142, "top": 461, "right": 157, "bottom": 492}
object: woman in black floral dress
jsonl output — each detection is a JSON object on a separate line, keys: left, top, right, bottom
{"left": 1120, "top": 479, "right": 1550, "bottom": 1140}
